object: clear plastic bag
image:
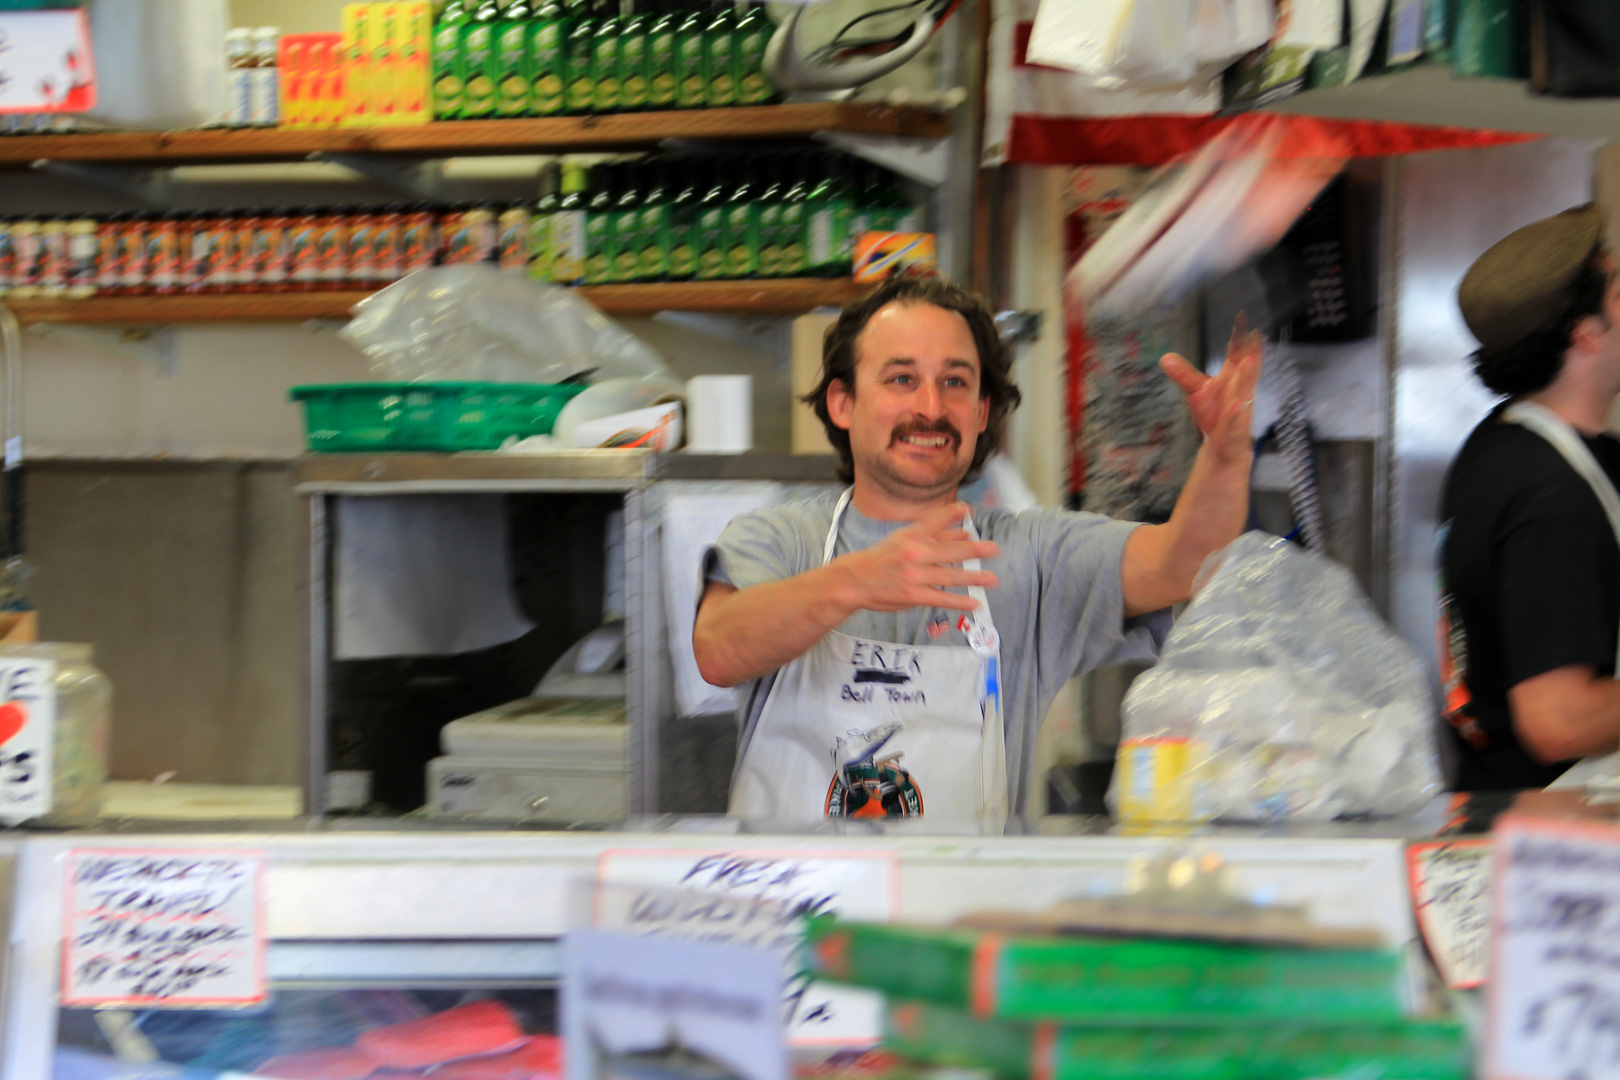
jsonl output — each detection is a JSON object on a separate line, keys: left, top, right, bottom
{"left": 1111, "top": 531, "right": 1443, "bottom": 823}
{"left": 338, "top": 265, "right": 670, "bottom": 384}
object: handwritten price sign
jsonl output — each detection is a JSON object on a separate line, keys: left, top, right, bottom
{"left": 0, "top": 656, "right": 54, "bottom": 825}
{"left": 0, "top": 11, "right": 96, "bottom": 114}
{"left": 598, "top": 850, "right": 897, "bottom": 1046}
{"left": 62, "top": 849, "right": 267, "bottom": 1008}
{"left": 1489, "top": 817, "right": 1620, "bottom": 1080}
{"left": 1408, "top": 839, "right": 1493, "bottom": 989}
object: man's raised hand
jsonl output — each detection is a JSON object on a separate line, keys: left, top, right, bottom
{"left": 1159, "top": 312, "right": 1263, "bottom": 466}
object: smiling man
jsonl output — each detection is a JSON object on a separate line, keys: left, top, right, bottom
{"left": 692, "top": 277, "right": 1259, "bottom": 821}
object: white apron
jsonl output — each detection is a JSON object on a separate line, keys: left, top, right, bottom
{"left": 1503, "top": 401, "right": 1620, "bottom": 786}
{"left": 728, "top": 490, "right": 1008, "bottom": 822}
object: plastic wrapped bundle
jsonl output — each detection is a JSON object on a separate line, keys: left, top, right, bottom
{"left": 1111, "top": 532, "right": 1443, "bottom": 823}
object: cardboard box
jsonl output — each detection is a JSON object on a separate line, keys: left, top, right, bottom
{"left": 853, "top": 231, "right": 937, "bottom": 283}
{"left": 393, "top": 2, "right": 432, "bottom": 126}
{"left": 340, "top": 5, "right": 371, "bottom": 128}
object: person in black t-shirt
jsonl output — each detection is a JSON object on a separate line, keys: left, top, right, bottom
{"left": 1439, "top": 204, "right": 1620, "bottom": 790}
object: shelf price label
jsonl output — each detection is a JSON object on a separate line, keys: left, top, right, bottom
{"left": 0, "top": 11, "right": 96, "bottom": 114}
{"left": 1408, "top": 838, "right": 1493, "bottom": 990}
{"left": 62, "top": 849, "right": 268, "bottom": 1008}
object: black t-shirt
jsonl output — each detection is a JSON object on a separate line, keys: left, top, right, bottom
{"left": 1439, "top": 403, "right": 1620, "bottom": 791}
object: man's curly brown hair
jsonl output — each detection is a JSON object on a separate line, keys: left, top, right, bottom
{"left": 804, "top": 277, "right": 1022, "bottom": 485}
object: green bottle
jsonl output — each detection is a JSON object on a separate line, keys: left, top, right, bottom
{"left": 611, "top": 160, "right": 645, "bottom": 281}
{"left": 638, "top": 156, "right": 672, "bottom": 279}
{"left": 494, "top": 0, "right": 533, "bottom": 116}
{"left": 733, "top": 3, "right": 773, "bottom": 105}
{"left": 705, "top": 1, "right": 737, "bottom": 107}
{"left": 754, "top": 156, "right": 783, "bottom": 278}
{"left": 564, "top": 0, "right": 599, "bottom": 113}
{"left": 527, "top": 0, "right": 568, "bottom": 115}
{"left": 723, "top": 152, "right": 758, "bottom": 277}
{"left": 460, "top": 0, "right": 501, "bottom": 118}
{"left": 585, "top": 162, "right": 619, "bottom": 284}
{"left": 592, "top": 0, "right": 623, "bottom": 112}
{"left": 551, "top": 159, "right": 590, "bottom": 284}
{"left": 646, "top": 0, "right": 679, "bottom": 108}
{"left": 776, "top": 152, "right": 810, "bottom": 276}
{"left": 695, "top": 157, "right": 730, "bottom": 279}
{"left": 529, "top": 160, "right": 561, "bottom": 281}
{"left": 668, "top": 156, "right": 700, "bottom": 279}
{"left": 806, "top": 152, "right": 855, "bottom": 277}
{"left": 434, "top": 0, "right": 472, "bottom": 119}
{"left": 617, "top": 0, "right": 650, "bottom": 110}
{"left": 674, "top": 0, "right": 709, "bottom": 109}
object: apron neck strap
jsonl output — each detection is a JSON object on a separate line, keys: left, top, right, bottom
{"left": 1503, "top": 400, "right": 1620, "bottom": 671}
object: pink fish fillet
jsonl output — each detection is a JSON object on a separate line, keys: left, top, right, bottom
{"left": 355, "top": 1000, "right": 527, "bottom": 1070}
{"left": 255, "top": 1047, "right": 379, "bottom": 1080}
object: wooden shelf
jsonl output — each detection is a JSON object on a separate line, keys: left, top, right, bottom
{"left": 0, "top": 104, "right": 950, "bottom": 167}
{"left": 3, "top": 278, "right": 868, "bottom": 324}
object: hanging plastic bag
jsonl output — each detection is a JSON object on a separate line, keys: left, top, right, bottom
{"left": 1110, "top": 532, "right": 1443, "bottom": 824}
{"left": 338, "top": 264, "right": 670, "bottom": 385}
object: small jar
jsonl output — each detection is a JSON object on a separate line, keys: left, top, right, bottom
{"left": 0, "top": 643, "right": 111, "bottom": 828}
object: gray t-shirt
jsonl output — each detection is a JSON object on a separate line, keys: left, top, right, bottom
{"left": 703, "top": 490, "right": 1169, "bottom": 814}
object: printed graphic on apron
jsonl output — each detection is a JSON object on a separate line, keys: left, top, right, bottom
{"left": 825, "top": 722, "right": 922, "bottom": 818}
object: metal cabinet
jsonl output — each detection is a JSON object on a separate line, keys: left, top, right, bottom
{"left": 295, "top": 451, "right": 840, "bottom": 818}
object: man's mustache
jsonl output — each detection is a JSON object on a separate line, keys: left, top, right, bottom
{"left": 889, "top": 419, "right": 961, "bottom": 449}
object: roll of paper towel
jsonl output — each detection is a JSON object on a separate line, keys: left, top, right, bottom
{"left": 686, "top": 375, "right": 753, "bottom": 453}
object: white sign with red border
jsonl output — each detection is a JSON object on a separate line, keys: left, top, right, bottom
{"left": 1407, "top": 838, "right": 1493, "bottom": 990}
{"left": 62, "top": 849, "right": 268, "bottom": 1008}
{"left": 1489, "top": 815, "right": 1620, "bottom": 1080}
{"left": 597, "top": 849, "right": 897, "bottom": 1046}
{"left": 0, "top": 655, "right": 53, "bottom": 825}
{"left": 0, "top": 11, "right": 95, "bottom": 114}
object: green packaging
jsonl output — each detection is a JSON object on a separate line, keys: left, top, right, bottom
{"left": 777, "top": 157, "right": 808, "bottom": 276}
{"left": 618, "top": 2, "right": 650, "bottom": 110}
{"left": 564, "top": 0, "right": 598, "bottom": 113}
{"left": 705, "top": 3, "right": 736, "bottom": 107}
{"left": 638, "top": 159, "right": 672, "bottom": 279}
{"left": 883, "top": 1000, "right": 1471, "bottom": 1080}
{"left": 667, "top": 157, "right": 699, "bottom": 279}
{"left": 805, "top": 920, "right": 1409, "bottom": 1025}
{"left": 695, "top": 162, "right": 728, "bottom": 279}
{"left": 494, "top": 2, "right": 532, "bottom": 116}
{"left": 528, "top": 0, "right": 568, "bottom": 115}
{"left": 647, "top": 0, "right": 678, "bottom": 108}
{"left": 432, "top": 0, "right": 470, "bottom": 118}
{"left": 723, "top": 160, "right": 758, "bottom": 278}
{"left": 528, "top": 161, "right": 561, "bottom": 281}
{"left": 755, "top": 160, "right": 784, "bottom": 278}
{"left": 804, "top": 155, "right": 854, "bottom": 277}
{"left": 1453, "top": 0, "right": 1518, "bottom": 78}
{"left": 675, "top": 1, "right": 708, "bottom": 108}
{"left": 593, "top": 0, "right": 622, "bottom": 112}
{"left": 611, "top": 163, "right": 645, "bottom": 281}
{"left": 459, "top": 1, "right": 500, "bottom": 118}
{"left": 550, "top": 160, "right": 589, "bottom": 284}
{"left": 584, "top": 163, "right": 618, "bottom": 284}
{"left": 734, "top": 3, "right": 772, "bottom": 105}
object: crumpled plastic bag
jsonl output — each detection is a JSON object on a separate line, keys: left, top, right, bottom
{"left": 339, "top": 264, "right": 670, "bottom": 384}
{"left": 1110, "top": 531, "right": 1443, "bottom": 823}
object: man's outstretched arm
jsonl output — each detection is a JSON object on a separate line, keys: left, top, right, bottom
{"left": 1121, "top": 316, "right": 1261, "bottom": 616}
{"left": 692, "top": 502, "right": 1001, "bottom": 687}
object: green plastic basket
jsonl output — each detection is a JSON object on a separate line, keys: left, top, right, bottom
{"left": 290, "top": 381, "right": 588, "bottom": 453}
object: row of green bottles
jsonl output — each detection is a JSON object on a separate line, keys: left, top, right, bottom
{"left": 529, "top": 152, "right": 923, "bottom": 286}
{"left": 433, "top": 0, "right": 775, "bottom": 120}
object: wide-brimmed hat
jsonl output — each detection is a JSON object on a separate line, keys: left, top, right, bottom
{"left": 1458, "top": 203, "right": 1606, "bottom": 351}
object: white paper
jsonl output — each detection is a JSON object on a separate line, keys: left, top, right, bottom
{"left": 0, "top": 11, "right": 96, "bottom": 113}
{"left": 663, "top": 489, "right": 777, "bottom": 717}
{"left": 565, "top": 929, "right": 787, "bottom": 1080}
{"left": 687, "top": 376, "right": 753, "bottom": 453}
{"left": 1278, "top": 0, "right": 1343, "bottom": 49}
{"left": 0, "top": 656, "right": 54, "bottom": 825}
{"left": 599, "top": 849, "right": 897, "bottom": 1045}
{"left": 62, "top": 849, "right": 267, "bottom": 1007}
{"left": 1408, "top": 839, "right": 1492, "bottom": 990}
{"left": 1489, "top": 819, "right": 1620, "bottom": 1080}
{"left": 1026, "top": 0, "right": 1133, "bottom": 78}
{"left": 334, "top": 495, "right": 537, "bottom": 660}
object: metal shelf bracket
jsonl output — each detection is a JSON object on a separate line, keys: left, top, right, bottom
{"left": 29, "top": 160, "right": 172, "bottom": 206}
{"left": 306, "top": 152, "right": 445, "bottom": 200}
